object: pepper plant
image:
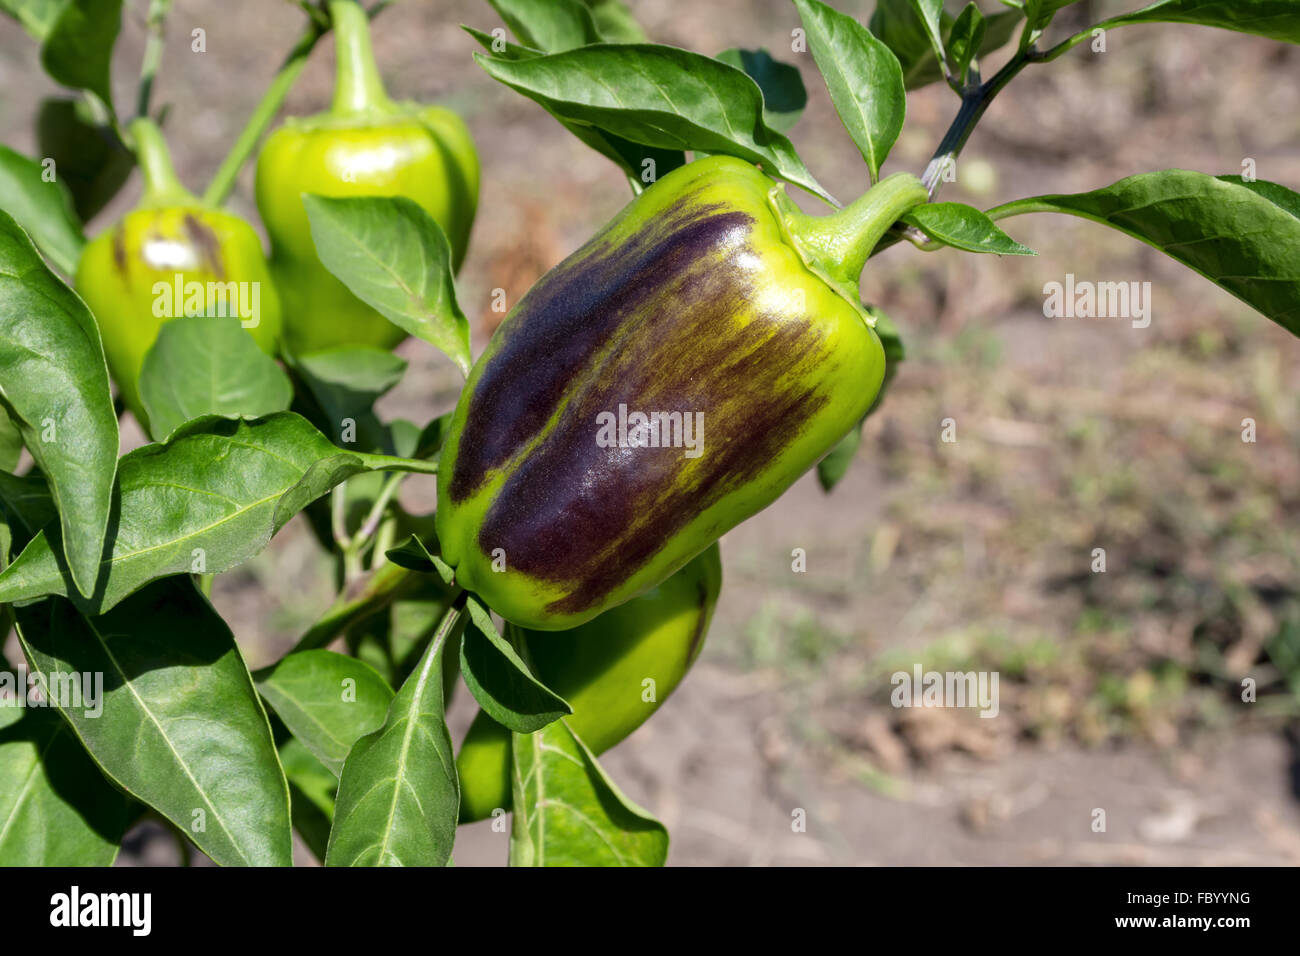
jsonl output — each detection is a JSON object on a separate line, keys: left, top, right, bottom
{"left": 0, "top": 0, "right": 1298, "bottom": 868}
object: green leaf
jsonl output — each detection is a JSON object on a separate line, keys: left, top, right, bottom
{"left": 254, "top": 650, "right": 394, "bottom": 777}
{"left": 40, "top": 0, "right": 122, "bottom": 109}
{"left": 280, "top": 737, "right": 335, "bottom": 862}
{"left": 794, "top": 0, "right": 905, "bottom": 183}
{"left": 510, "top": 719, "right": 668, "bottom": 866}
{"left": 138, "top": 316, "right": 293, "bottom": 441}
{"left": 908, "top": 0, "right": 947, "bottom": 66}
{"left": 385, "top": 533, "right": 456, "bottom": 588}
{"left": 947, "top": 3, "right": 986, "bottom": 84}
{"left": 0, "top": 708, "right": 129, "bottom": 866}
{"left": 873, "top": 0, "right": 1021, "bottom": 89}
{"left": 37, "top": 97, "right": 133, "bottom": 222}
{"left": 581, "top": 0, "right": 646, "bottom": 42}
{"left": 0, "top": 209, "right": 116, "bottom": 598}
{"left": 715, "top": 48, "right": 807, "bottom": 134}
{"left": 817, "top": 421, "right": 864, "bottom": 493}
{"left": 0, "top": 145, "right": 85, "bottom": 274}
{"left": 13, "top": 578, "right": 293, "bottom": 867}
{"left": 488, "top": 0, "right": 601, "bottom": 51}
{"left": 1027, "top": 1, "right": 1079, "bottom": 32}
{"left": 464, "top": 27, "right": 685, "bottom": 192}
{"left": 303, "top": 195, "right": 471, "bottom": 376}
{"left": 0, "top": 470, "right": 56, "bottom": 545}
{"left": 286, "top": 345, "right": 407, "bottom": 454}
{"left": 1, "top": 0, "right": 71, "bottom": 40}
{"left": 325, "top": 599, "right": 462, "bottom": 867}
{"left": 0, "top": 412, "right": 437, "bottom": 615}
{"left": 0, "top": 405, "right": 21, "bottom": 472}
{"left": 903, "top": 202, "right": 1036, "bottom": 255}
{"left": 1090, "top": 0, "right": 1298, "bottom": 46}
{"left": 986, "top": 170, "right": 1300, "bottom": 336}
{"left": 475, "top": 44, "right": 834, "bottom": 202}
{"left": 460, "top": 596, "right": 570, "bottom": 734}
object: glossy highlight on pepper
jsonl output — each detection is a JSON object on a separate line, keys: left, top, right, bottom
{"left": 437, "top": 155, "right": 928, "bottom": 629}
{"left": 75, "top": 118, "right": 281, "bottom": 427}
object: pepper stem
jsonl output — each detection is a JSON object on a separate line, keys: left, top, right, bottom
{"left": 781, "top": 173, "right": 930, "bottom": 289}
{"left": 129, "top": 117, "right": 199, "bottom": 208}
{"left": 329, "top": 0, "right": 393, "bottom": 115}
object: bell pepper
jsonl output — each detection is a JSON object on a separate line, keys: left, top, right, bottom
{"left": 457, "top": 541, "right": 722, "bottom": 822}
{"left": 436, "top": 155, "right": 928, "bottom": 629}
{"left": 255, "top": 0, "right": 479, "bottom": 355}
{"left": 75, "top": 118, "right": 282, "bottom": 426}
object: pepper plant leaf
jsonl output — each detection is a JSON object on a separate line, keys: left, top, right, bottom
{"left": 460, "top": 595, "right": 571, "bottom": 734}
{"left": 475, "top": 44, "right": 835, "bottom": 203}
{"left": 254, "top": 650, "right": 395, "bottom": 778}
{"left": 280, "top": 737, "right": 335, "bottom": 862}
{"left": 907, "top": 0, "right": 947, "bottom": 66}
{"left": 1045, "top": 0, "right": 1300, "bottom": 57}
{"left": 40, "top": 0, "right": 122, "bottom": 110}
{"left": 0, "top": 470, "right": 56, "bottom": 551}
{"left": 986, "top": 170, "right": 1300, "bottom": 336}
{"left": 464, "top": 26, "right": 685, "bottom": 192}
{"left": 946, "top": 3, "right": 986, "bottom": 84}
{"left": 302, "top": 195, "right": 471, "bottom": 376}
{"left": 0, "top": 706, "right": 130, "bottom": 866}
{"left": 13, "top": 578, "right": 293, "bottom": 867}
{"left": 1, "top": 0, "right": 71, "bottom": 40}
{"left": 872, "top": 0, "right": 1021, "bottom": 89}
{"left": 0, "top": 412, "right": 438, "bottom": 615}
{"left": 0, "top": 405, "right": 20, "bottom": 473}
{"left": 0, "top": 146, "right": 85, "bottom": 274}
{"left": 903, "top": 202, "right": 1036, "bottom": 255}
{"left": 0, "top": 209, "right": 116, "bottom": 599}
{"left": 325, "top": 599, "right": 461, "bottom": 867}
{"left": 581, "top": 0, "right": 646, "bottom": 42}
{"left": 715, "top": 48, "right": 807, "bottom": 133}
{"left": 139, "top": 316, "right": 294, "bottom": 441}
{"left": 510, "top": 719, "right": 668, "bottom": 867}
{"left": 487, "top": 0, "right": 601, "bottom": 51}
{"left": 36, "top": 97, "right": 134, "bottom": 222}
{"left": 794, "top": 0, "right": 906, "bottom": 183}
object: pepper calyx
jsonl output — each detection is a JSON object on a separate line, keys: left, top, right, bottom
{"left": 129, "top": 118, "right": 201, "bottom": 210}
{"left": 772, "top": 172, "right": 929, "bottom": 322}
{"left": 328, "top": 0, "right": 396, "bottom": 118}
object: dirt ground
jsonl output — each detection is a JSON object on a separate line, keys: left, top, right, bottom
{"left": 3, "top": 0, "right": 1300, "bottom": 866}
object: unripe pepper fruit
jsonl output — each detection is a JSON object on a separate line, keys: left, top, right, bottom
{"left": 437, "top": 155, "right": 928, "bottom": 630}
{"left": 457, "top": 542, "right": 722, "bottom": 822}
{"left": 255, "top": 0, "right": 479, "bottom": 355}
{"left": 75, "top": 118, "right": 282, "bottom": 428}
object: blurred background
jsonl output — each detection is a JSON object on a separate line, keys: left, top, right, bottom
{"left": 3, "top": 0, "right": 1299, "bottom": 866}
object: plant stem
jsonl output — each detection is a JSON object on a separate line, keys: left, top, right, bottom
{"left": 130, "top": 116, "right": 197, "bottom": 206}
{"left": 920, "top": 46, "right": 1043, "bottom": 199}
{"left": 353, "top": 472, "right": 404, "bottom": 551}
{"left": 136, "top": 0, "right": 172, "bottom": 119}
{"left": 331, "top": 484, "right": 351, "bottom": 549}
{"left": 200, "top": 19, "right": 328, "bottom": 206}
{"left": 328, "top": 0, "right": 393, "bottom": 115}
{"left": 370, "top": 515, "right": 397, "bottom": 571}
